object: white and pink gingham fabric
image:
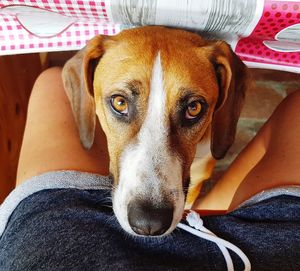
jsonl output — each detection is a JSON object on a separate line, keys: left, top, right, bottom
{"left": 0, "top": 0, "right": 120, "bottom": 54}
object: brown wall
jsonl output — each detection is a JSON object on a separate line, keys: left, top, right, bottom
{"left": 0, "top": 54, "right": 42, "bottom": 202}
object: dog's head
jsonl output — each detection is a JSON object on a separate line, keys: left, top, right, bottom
{"left": 62, "top": 26, "right": 248, "bottom": 236}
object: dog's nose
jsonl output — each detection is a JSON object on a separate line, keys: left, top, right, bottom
{"left": 127, "top": 200, "right": 173, "bottom": 236}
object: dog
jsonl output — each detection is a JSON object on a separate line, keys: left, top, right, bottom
{"left": 62, "top": 26, "right": 248, "bottom": 237}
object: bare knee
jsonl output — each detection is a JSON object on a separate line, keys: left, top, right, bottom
{"left": 30, "top": 67, "right": 63, "bottom": 97}
{"left": 28, "top": 67, "right": 65, "bottom": 111}
{"left": 269, "top": 90, "right": 300, "bottom": 126}
{"left": 278, "top": 90, "right": 300, "bottom": 117}
{"left": 36, "top": 67, "right": 62, "bottom": 83}
{"left": 261, "top": 90, "right": 300, "bottom": 151}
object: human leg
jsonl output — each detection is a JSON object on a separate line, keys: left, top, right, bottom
{"left": 229, "top": 90, "right": 300, "bottom": 210}
{"left": 16, "top": 67, "right": 109, "bottom": 185}
{"left": 195, "top": 90, "right": 300, "bottom": 212}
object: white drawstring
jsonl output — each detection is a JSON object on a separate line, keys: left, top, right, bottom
{"left": 184, "top": 211, "right": 234, "bottom": 271}
{"left": 177, "top": 211, "right": 251, "bottom": 271}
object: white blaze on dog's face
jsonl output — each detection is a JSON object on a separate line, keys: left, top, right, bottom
{"left": 113, "top": 53, "right": 184, "bottom": 234}
{"left": 90, "top": 27, "right": 246, "bottom": 236}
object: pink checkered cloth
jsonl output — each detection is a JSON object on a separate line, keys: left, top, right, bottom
{"left": 0, "top": 0, "right": 120, "bottom": 54}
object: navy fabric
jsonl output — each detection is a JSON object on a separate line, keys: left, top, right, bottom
{"left": 0, "top": 189, "right": 299, "bottom": 271}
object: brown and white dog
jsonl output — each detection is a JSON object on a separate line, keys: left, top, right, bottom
{"left": 62, "top": 26, "right": 248, "bottom": 237}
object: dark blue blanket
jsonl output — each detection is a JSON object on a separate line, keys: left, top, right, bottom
{"left": 0, "top": 189, "right": 299, "bottom": 271}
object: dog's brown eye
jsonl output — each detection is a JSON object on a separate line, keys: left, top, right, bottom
{"left": 110, "top": 95, "right": 128, "bottom": 115}
{"left": 185, "top": 101, "right": 202, "bottom": 119}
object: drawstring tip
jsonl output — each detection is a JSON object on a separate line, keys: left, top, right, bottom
{"left": 178, "top": 210, "right": 251, "bottom": 271}
{"left": 186, "top": 210, "right": 203, "bottom": 230}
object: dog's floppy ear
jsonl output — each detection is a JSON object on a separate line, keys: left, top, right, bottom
{"left": 62, "top": 35, "right": 107, "bottom": 149}
{"left": 210, "top": 41, "right": 249, "bottom": 159}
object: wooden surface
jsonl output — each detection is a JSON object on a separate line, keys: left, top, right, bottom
{"left": 0, "top": 54, "right": 42, "bottom": 202}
